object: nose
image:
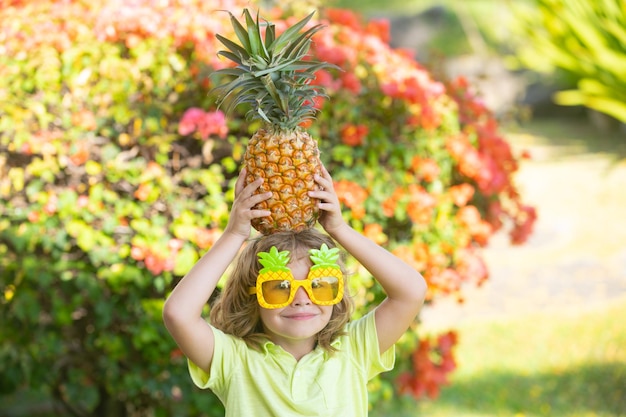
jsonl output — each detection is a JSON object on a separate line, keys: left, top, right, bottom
{"left": 292, "top": 286, "right": 312, "bottom": 306}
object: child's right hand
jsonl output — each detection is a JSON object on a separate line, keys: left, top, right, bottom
{"left": 224, "top": 168, "right": 272, "bottom": 239}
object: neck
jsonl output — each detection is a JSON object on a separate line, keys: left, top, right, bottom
{"left": 273, "top": 337, "right": 317, "bottom": 361}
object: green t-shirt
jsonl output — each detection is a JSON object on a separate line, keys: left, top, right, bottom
{"left": 188, "top": 310, "right": 395, "bottom": 417}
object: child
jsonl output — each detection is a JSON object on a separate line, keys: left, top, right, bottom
{"left": 163, "top": 165, "right": 427, "bottom": 416}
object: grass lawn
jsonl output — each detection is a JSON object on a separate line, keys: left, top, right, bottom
{"left": 380, "top": 297, "right": 626, "bottom": 417}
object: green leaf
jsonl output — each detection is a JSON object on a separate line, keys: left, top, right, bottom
{"left": 173, "top": 246, "right": 199, "bottom": 276}
{"left": 227, "top": 10, "right": 252, "bottom": 52}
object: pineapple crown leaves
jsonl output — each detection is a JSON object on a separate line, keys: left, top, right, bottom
{"left": 212, "top": 8, "right": 339, "bottom": 131}
{"left": 257, "top": 246, "right": 291, "bottom": 274}
{"left": 308, "top": 244, "right": 341, "bottom": 271}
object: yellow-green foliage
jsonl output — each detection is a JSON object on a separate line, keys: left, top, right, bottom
{"left": 513, "top": 0, "right": 626, "bottom": 123}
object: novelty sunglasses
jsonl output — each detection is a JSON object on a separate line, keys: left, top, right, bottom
{"left": 248, "top": 244, "right": 344, "bottom": 309}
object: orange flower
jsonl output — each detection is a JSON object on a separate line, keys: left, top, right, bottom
{"left": 351, "top": 205, "right": 365, "bottom": 220}
{"left": 334, "top": 179, "right": 368, "bottom": 209}
{"left": 27, "top": 211, "right": 40, "bottom": 223}
{"left": 131, "top": 245, "right": 146, "bottom": 261}
{"left": 195, "top": 227, "right": 220, "bottom": 250}
{"left": 456, "top": 248, "right": 489, "bottom": 286}
{"left": 382, "top": 196, "right": 396, "bottom": 217}
{"left": 406, "top": 184, "right": 436, "bottom": 225}
{"left": 411, "top": 157, "right": 440, "bottom": 182}
{"left": 449, "top": 184, "right": 475, "bottom": 207}
{"left": 134, "top": 183, "right": 151, "bottom": 201}
{"left": 455, "top": 205, "right": 493, "bottom": 246}
{"left": 382, "top": 187, "right": 404, "bottom": 217}
{"left": 391, "top": 242, "right": 428, "bottom": 272}
{"left": 144, "top": 252, "right": 166, "bottom": 275}
{"left": 69, "top": 144, "right": 90, "bottom": 166}
{"left": 363, "top": 223, "right": 387, "bottom": 245}
{"left": 71, "top": 109, "right": 97, "bottom": 131}
{"left": 299, "top": 119, "right": 313, "bottom": 129}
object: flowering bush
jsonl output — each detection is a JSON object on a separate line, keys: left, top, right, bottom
{"left": 0, "top": 1, "right": 535, "bottom": 415}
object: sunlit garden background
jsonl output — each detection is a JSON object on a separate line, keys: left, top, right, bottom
{"left": 1, "top": 0, "right": 625, "bottom": 416}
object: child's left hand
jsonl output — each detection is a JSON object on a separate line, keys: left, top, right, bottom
{"left": 309, "top": 164, "right": 346, "bottom": 235}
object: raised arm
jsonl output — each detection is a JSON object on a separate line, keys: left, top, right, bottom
{"left": 310, "top": 166, "right": 427, "bottom": 354}
{"left": 162, "top": 169, "right": 271, "bottom": 372}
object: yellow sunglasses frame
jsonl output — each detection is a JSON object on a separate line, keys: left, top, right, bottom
{"left": 248, "top": 268, "right": 344, "bottom": 309}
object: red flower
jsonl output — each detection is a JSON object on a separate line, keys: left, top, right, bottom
{"left": 510, "top": 205, "right": 537, "bottom": 245}
{"left": 397, "top": 331, "right": 458, "bottom": 399}
{"left": 340, "top": 72, "right": 361, "bottom": 94}
{"left": 315, "top": 43, "right": 353, "bottom": 67}
{"left": 325, "top": 8, "right": 362, "bottom": 31}
{"left": 339, "top": 124, "right": 368, "bottom": 146}
{"left": 311, "top": 69, "right": 340, "bottom": 91}
{"left": 365, "top": 18, "right": 390, "bottom": 43}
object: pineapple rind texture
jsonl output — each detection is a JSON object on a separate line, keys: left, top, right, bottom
{"left": 244, "top": 127, "right": 322, "bottom": 235}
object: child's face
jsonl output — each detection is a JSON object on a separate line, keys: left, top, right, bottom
{"left": 258, "top": 254, "right": 334, "bottom": 350}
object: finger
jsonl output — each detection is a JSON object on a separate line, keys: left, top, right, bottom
{"left": 314, "top": 174, "right": 334, "bottom": 193}
{"left": 250, "top": 208, "right": 271, "bottom": 218}
{"left": 320, "top": 164, "right": 333, "bottom": 181}
{"left": 234, "top": 167, "right": 247, "bottom": 195}
{"left": 309, "top": 190, "right": 339, "bottom": 209}
{"left": 248, "top": 190, "right": 272, "bottom": 207}
{"left": 240, "top": 177, "right": 264, "bottom": 198}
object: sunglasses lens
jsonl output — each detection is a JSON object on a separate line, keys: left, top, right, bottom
{"left": 261, "top": 280, "right": 291, "bottom": 305}
{"left": 310, "top": 277, "right": 339, "bottom": 302}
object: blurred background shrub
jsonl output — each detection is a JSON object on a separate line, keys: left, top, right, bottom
{"left": 0, "top": 1, "right": 535, "bottom": 416}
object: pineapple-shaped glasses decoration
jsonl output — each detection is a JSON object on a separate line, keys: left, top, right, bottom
{"left": 213, "top": 9, "right": 337, "bottom": 234}
{"left": 249, "top": 244, "right": 344, "bottom": 309}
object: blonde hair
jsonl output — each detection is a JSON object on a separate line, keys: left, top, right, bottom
{"left": 209, "top": 228, "right": 354, "bottom": 353}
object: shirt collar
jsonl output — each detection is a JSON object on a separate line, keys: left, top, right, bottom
{"left": 261, "top": 337, "right": 343, "bottom": 360}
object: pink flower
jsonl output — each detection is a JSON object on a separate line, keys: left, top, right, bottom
{"left": 178, "top": 108, "right": 228, "bottom": 140}
{"left": 178, "top": 108, "right": 205, "bottom": 135}
{"left": 197, "top": 110, "right": 228, "bottom": 140}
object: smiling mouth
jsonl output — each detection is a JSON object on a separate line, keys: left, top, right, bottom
{"left": 284, "top": 313, "right": 317, "bottom": 320}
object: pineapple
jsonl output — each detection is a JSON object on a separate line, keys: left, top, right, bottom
{"left": 308, "top": 243, "right": 341, "bottom": 278}
{"left": 257, "top": 246, "right": 292, "bottom": 281}
{"left": 212, "top": 9, "right": 335, "bottom": 234}
{"left": 251, "top": 246, "right": 292, "bottom": 308}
